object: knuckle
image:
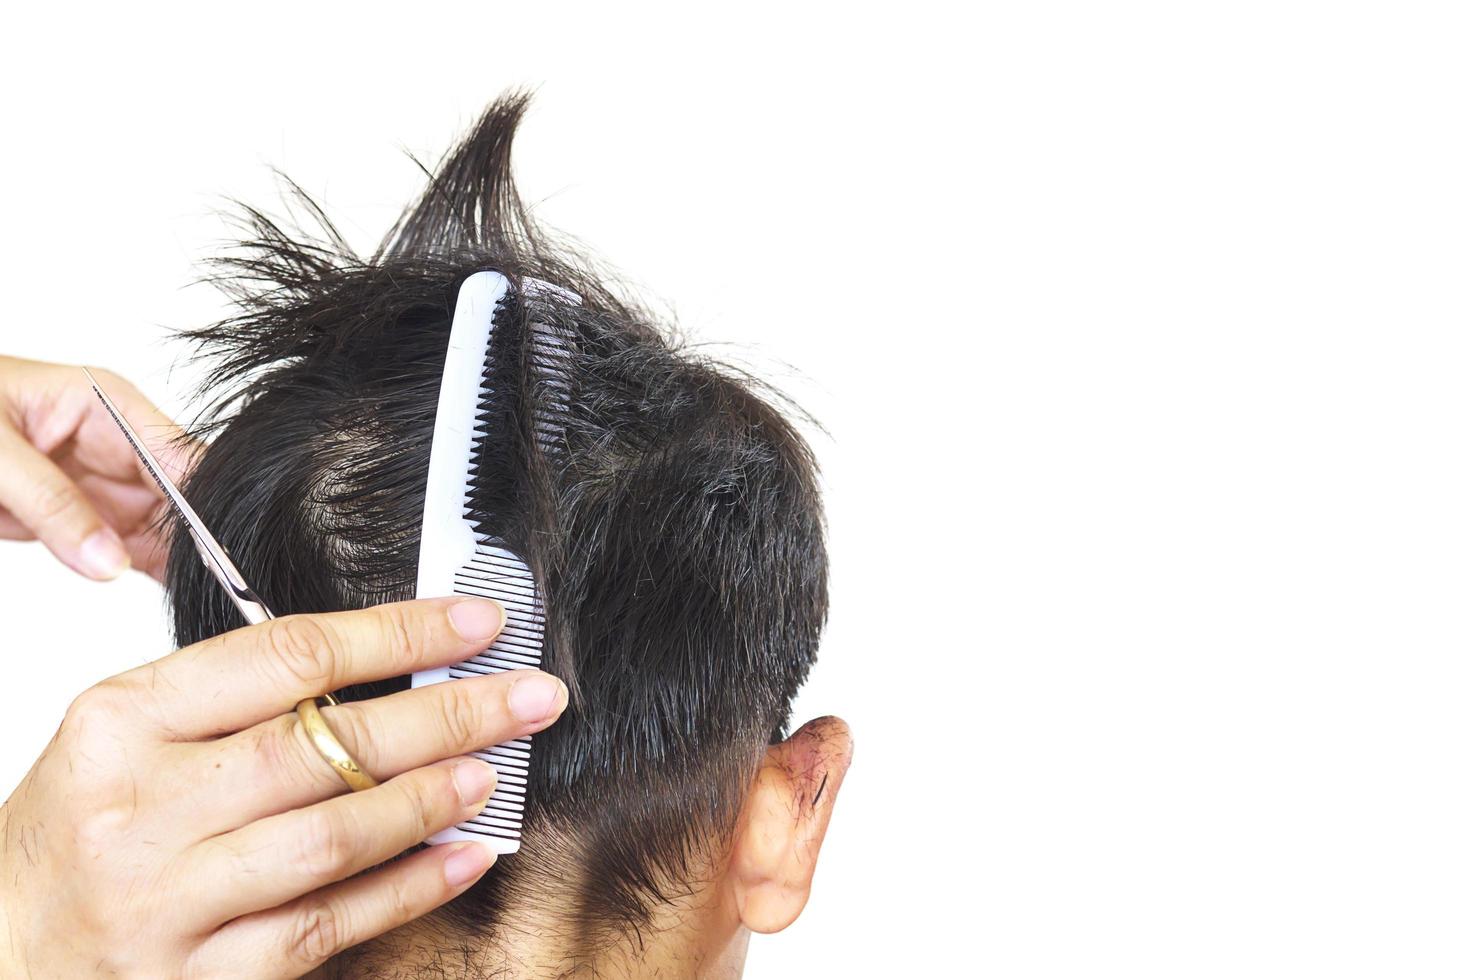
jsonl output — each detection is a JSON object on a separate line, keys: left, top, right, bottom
{"left": 297, "top": 806, "right": 357, "bottom": 881}
{"left": 400, "top": 772, "right": 447, "bottom": 840}
{"left": 68, "top": 889, "right": 115, "bottom": 938}
{"left": 61, "top": 683, "right": 122, "bottom": 731}
{"left": 284, "top": 901, "right": 344, "bottom": 967}
{"left": 382, "top": 874, "right": 419, "bottom": 926}
{"left": 438, "top": 680, "right": 489, "bottom": 751}
{"left": 54, "top": 686, "right": 135, "bottom": 802}
{"left": 59, "top": 684, "right": 136, "bottom": 765}
{"left": 262, "top": 617, "right": 337, "bottom": 693}
{"left": 31, "top": 477, "right": 82, "bottom": 526}
{"left": 198, "top": 834, "right": 250, "bottom": 882}
{"left": 375, "top": 603, "right": 426, "bottom": 675}
{"left": 72, "top": 803, "right": 136, "bottom": 853}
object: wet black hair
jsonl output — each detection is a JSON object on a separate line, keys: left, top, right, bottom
{"left": 165, "top": 91, "right": 828, "bottom": 955}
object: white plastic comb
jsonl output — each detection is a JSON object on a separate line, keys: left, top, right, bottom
{"left": 413, "top": 270, "right": 573, "bottom": 852}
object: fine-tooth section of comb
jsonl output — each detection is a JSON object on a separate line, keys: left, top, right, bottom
{"left": 412, "top": 271, "right": 575, "bottom": 853}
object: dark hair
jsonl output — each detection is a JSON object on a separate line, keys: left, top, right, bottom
{"left": 165, "top": 92, "right": 828, "bottom": 951}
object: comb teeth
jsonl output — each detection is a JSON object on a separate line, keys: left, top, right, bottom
{"left": 411, "top": 271, "right": 576, "bottom": 853}
{"left": 443, "top": 540, "right": 544, "bottom": 840}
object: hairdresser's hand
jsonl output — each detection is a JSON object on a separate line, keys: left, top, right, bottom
{"left": 0, "top": 597, "right": 568, "bottom": 979}
{"left": 0, "top": 354, "right": 194, "bottom": 581}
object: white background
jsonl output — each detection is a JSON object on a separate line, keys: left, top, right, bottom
{"left": 0, "top": 3, "right": 1466, "bottom": 977}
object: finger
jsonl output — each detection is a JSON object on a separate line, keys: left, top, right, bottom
{"left": 0, "top": 469, "right": 162, "bottom": 532}
{"left": 121, "top": 519, "right": 172, "bottom": 582}
{"left": 74, "top": 366, "right": 195, "bottom": 487}
{"left": 62, "top": 468, "right": 174, "bottom": 578}
{"left": 195, "top": 840, "right": 495, "bottom": 979}
{"left": 194, "top": 669, "right": 567, "bottom": 831}
{"left": 186, "top": 755, "right": 498, "bottom": 923}
{"left": 117, "top": 596, "right": 508, "bottom": 739}
{"left": 0, "top": 424, "right": 130, "bottom": 579}
{"left": 0, "top": 510, "right": 33, "bottom": 540}
{"left": 0, "top": 457, "right": 175, "bottom": 572}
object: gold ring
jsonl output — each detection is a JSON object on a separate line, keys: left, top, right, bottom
{"left": 294, "top": 693, "right": 378, "bottom": 793}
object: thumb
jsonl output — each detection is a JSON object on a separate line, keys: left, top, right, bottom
{"left": 0, "top": 423, "right": 131, "bottom": 580}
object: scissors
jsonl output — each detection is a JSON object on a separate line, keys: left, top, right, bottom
{"left": 87, "top": 368, "right": 368, "bottom": 786}
{"left": 83, "top": 367, "right": 276, "bottom": 626}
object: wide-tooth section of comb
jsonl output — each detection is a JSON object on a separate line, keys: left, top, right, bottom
{"left": 445, "top": 542, "right": 541, "bottom": 838}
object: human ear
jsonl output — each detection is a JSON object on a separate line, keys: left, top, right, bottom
{"left": 729, "top": 715, "right": 853, "bottom": 934}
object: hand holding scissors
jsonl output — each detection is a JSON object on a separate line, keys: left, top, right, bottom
{"left": 0, "top": 363, "right": 569, "bottom": 978}
{"left": 0, "top": 355, "right": 193, "bottom": 580}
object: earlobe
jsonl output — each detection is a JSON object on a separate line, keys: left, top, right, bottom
{"left": 730, "top": 715, "right": 853, "bottom": 934}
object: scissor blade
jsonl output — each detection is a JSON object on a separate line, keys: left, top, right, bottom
{"left": 83, "top": 367, "right": 273, "bottom": 622}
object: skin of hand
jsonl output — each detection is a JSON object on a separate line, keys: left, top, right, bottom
{"left": 0, "top": 596, "right": 570, "bottom": 979}
{"left": 0, "top": 354, "right": 195, "bottom": 581}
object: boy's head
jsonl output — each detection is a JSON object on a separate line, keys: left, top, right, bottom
{"left": 165, "top": 92, "right": 850, "bottom": 975}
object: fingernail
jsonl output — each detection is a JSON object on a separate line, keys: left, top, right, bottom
{"left": 79, "top": 528, "right": 130, "bottom": 580}
{"left": 451, "top": 759, "right": 498, "bottom": 808}
{"left": 448, "top": 598, "right": 505, "bottom": 641}
{"left": 443, "top": 841, "right": 496, "bottom": 887}
{"left": 508, "top": 673, "right": 567, "bottom": 724}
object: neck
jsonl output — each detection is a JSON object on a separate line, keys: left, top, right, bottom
{"left": 313, "top": 872, "right": 751, "bottom": 979}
